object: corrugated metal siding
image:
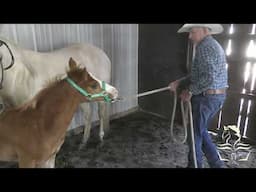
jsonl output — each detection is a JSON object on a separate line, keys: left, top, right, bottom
{"left": 0, "top": 24, "right": 138, "bottom": 129}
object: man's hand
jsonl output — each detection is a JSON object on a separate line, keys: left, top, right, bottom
{"left": 179, "top": 89, "right": 192, "bottom": 102}
{"left": 168, "top": 80, "right": 180, "bottom": 92}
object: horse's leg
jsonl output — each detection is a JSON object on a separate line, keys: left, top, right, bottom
{"left": 80, "top": 103, "right": 92, "bottom": 145}
{"left": 0, "top": 95, "right": 6, "bottom": 114}
{"left": 36, "top": 155, "right": 56, "bottom": 168}
{"left": 18, "top": 156, "right": 36, "bottom": 168}
{"left": 37, "top": 142, "right": 64, "bottom": 168}
{"left": 98, "top": 101, "right": 109, "bottom": 142}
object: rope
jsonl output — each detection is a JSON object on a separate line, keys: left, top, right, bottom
{"left": 0, "top": 39, "right": 15, "bottom": 89}
{"left": 114, "top": 86, "right": 171, "bottom": 102}
{"left": 0, "top": 40, "right": 15, "bottom": 70}
{"left": 115, "top": 87, "right": 198, "bottom": 168}
{"left": 169, "top": 91, "right": 197, "bottom": 168}
{"left": 170, "top": 91, "right": 187, "bottom": 144}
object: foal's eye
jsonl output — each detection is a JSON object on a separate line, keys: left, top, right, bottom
{"left": 91, "top": 83, "right": 98, "bottom": 89}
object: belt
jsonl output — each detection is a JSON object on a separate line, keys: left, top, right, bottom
{"left": 202, "top": 88, "right": 226, "bottom": 95}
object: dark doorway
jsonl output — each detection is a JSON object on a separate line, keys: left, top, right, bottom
{"left": 138, "top": 24, "right": 187, "bottom": 120}
{"left": 212, "top": 24, "right": 256, "bottom": 143}
{"left": 139, "top": 24, "right": 256, "bottom": 143}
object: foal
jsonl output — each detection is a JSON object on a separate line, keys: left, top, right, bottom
{"left": 0, "top": 57, "right": 114, "bottom": 168}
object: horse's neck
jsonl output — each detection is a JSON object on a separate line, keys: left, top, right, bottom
{"left": 33, "top": 80, "right": 83, "bottom": 135}
{"left": 38, "top": 79, "right": 82, "bottom": 117}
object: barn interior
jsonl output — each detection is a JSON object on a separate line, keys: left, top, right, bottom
{"left": 0, "top": 24, "right": 255, "bottom": 168}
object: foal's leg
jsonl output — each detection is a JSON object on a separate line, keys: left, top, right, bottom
{"left": 80, "top": 103, "right": 92, "bottom": 145}
{"left": 98, "top": 101, "right": 109, "bottom": 142}
{"left": 36, "top": 155, "right": 56, "bottom": 168}
{"left": 18, "top": 156, "right": 36, "bottom": 168}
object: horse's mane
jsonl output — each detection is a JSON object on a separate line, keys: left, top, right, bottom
{"left": 43, "top": 75, "right": 65, "bottom": 89}
{"left": 41, "top": 63, "right": 85, "bottom": 89}
{"left": 15, "top": 64, "right": 86, "bottom": 112}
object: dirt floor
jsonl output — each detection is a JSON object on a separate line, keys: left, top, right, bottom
{"left": 56, "top": 110, "right": 188, "bottom": 168}
{"left": 1, "top": 110, "right": 256, "bottom": 168}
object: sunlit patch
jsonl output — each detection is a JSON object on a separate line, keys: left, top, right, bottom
{"left": 246, "top": 40, "right": 256, "bottom": 58}
{"left": 243, "top": 100, "right": 251, "bottom": 137}
{"left": 250, "top": 63, "right": 256, "bottom": 91}
{"left": 250, "top": 24, "right": 256, "bottom": 35}
{"left": 226, "top": 39, "right": 232, "bottom": 56}
{"left": 216, "top": 24, "right": 256, "bottom": 167}
{"left": 244, "top": 62, "right": 251, "bottom": 84}
{"left": 229, "top": 24, "right": 234, "bottom": 34}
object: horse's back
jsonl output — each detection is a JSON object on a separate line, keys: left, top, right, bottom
{"left": 44, "top": 43, "right": 112, "bottom": 82}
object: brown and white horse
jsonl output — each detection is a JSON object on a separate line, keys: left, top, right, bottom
{"left": 0, "top": 37, "right": 118, "bottom": 145}
{"left": 0, "top": 57, "right": 116, "bottom": 168}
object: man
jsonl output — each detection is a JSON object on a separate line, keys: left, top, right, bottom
{"left": 169, "top": 24, "right": 228, "bottom": 168}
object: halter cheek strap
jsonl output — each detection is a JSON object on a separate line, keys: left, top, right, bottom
{"left": 65, "top": 77, "right": 112, "bottom": 103}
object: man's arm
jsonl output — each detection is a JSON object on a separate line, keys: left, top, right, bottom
{"left": 169, "top": 75, "right": 191, "bottom": 92}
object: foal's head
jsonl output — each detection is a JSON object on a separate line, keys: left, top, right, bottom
{"left": 66, "top": 57, "right": 114, "bottom": 102}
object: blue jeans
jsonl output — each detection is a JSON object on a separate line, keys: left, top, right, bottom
{"left": 187, "top": 93, "right": 226, "bottom": 168}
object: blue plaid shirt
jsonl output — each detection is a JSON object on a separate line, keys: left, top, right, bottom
{"left": 181, "top": 35, "right": 228, "bottom": 95}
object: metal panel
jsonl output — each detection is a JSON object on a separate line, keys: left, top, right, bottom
{"left": 0, "top": 24, "right": 138, "bottom": 129}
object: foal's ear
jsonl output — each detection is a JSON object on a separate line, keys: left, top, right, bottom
{"left": 68, "top": 57, "right": 77, "bottom": 69}
{"left": 83, "top": 67, "right": 89, "bottom": 80}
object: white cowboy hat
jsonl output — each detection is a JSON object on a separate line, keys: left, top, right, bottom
{"left": 177, "top": 24, "right": 224, "bottom": 34}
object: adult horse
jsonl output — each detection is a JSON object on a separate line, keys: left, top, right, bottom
{"left": 0, "top": 57, "right": 116, "bottom": 168}
{"left": 0, "top": 37, "right": 118, "bottom": 145}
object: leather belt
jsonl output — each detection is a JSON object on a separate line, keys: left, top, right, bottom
{"left": 202, "top": 88, "right": 226, "bottom": 95}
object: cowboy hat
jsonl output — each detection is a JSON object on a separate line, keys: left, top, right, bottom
{"left": 177, "top": 24, "right": 224, "bottom": 34}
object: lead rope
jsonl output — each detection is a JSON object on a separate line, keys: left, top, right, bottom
{"left": 115, "top": 86, "right": 197, "bottom": 168}
{"left": 170, "top": 91, "right": 197, "bottom": 168}
{"left": 115, "top": 86, "right": 171, "bottom": 101}
{"left": 0, "top": 40, "right": 15, "bottom": 89}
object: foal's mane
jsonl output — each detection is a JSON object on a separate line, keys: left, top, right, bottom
{"left": 43, "top": 64, "right": 85, "bottom": 89}
{"left": 16, "top": 64, "right": 86, "bottom": 111}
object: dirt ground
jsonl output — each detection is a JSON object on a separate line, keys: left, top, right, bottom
{"left": 1, "top": 110, "right": 256, "bottom": 168}
{"left": 56, "top": 110, "right": 188, "bottom": 168}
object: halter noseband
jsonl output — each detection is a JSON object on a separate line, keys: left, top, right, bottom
{"left": 65, "top": 77, "right": 112, "bottom": 103}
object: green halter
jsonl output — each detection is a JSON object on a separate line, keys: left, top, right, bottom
{"left": 65, "top": 77, "right": 112, "bottom": 103}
